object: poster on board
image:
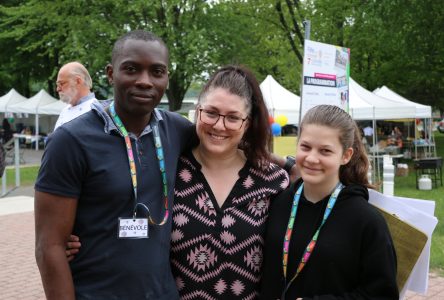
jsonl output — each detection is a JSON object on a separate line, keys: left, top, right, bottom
{"left": 301, "top": 40, "right": 350, "bottom": 118}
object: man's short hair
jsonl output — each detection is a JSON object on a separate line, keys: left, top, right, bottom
{"left": 111, "top": 30, "right": 168, "bottom": 64}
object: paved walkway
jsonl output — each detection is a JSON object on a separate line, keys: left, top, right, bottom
{"left": 0, "top": 207, "right": 44, "bottom": 299}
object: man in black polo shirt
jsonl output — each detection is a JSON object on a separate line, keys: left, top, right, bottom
{"left": 35, "top": 30, "right": 193, "bottom": 299}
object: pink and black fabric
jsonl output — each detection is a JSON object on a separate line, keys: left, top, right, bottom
{"left": 171, "top": 151, "right": 289, "bottom": 299}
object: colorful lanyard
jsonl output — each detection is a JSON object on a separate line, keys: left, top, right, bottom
{"left": 110, "top": 102, "right": 169, "bottom": 226}
{"left": 281, "top": 182, "right": 343, "bottom": 296}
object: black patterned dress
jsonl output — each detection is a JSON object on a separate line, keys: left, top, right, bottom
{"left": 171, "top": 151, "right": 289, "bottom": 300}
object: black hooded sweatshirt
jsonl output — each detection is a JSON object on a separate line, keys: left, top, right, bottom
{"left": 260, "top": 179, "right": 399, "bottom": 300}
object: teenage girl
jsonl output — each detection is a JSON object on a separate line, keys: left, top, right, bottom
{"left": 260, "top": 105, "right": 398, "bottom": 299}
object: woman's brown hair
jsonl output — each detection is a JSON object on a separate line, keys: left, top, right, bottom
{"left": 198, "top": 65, "right": 271, "bottom": 168}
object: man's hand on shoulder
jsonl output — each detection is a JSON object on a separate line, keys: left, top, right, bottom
{"left": 270, "top": 153, "right": 300, "bottom": 182}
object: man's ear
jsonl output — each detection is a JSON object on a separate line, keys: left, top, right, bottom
{"left": 105, "top": 64, "right": 113, "bottom": 85}
{"left": 75, "top": 75, "right": 82, "bottom": 86}
{"left": 342, "top": 147, "right": 353, "bottom": 165}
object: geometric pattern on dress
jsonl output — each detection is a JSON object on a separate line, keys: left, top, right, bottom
{"left": 244, "top": 245, "right": 263, "bottom": 273}
{"left": 247, "top": 198, "right": 268, "bottom": 216}
{"left": 231, "top": 279, "right": 245, "bottom": 296}
{"left": 179, "top": 168, "right": 193, "bottom": 183}
{"left": 228, "top": 208, "right": 269, "bottom": 227}
{"left": 171, "top": 259, "right": 259, "bottom": 283}
{"left": 171, "top": 228, "right": 184, "bottom": 243}
{"left": 220, "top": 230, "right": 236, "bottom": 245}
{"left": 171, "top": 153, "right": 289, "bottom": 299}
{"left": 176, "top": 276, "right": 185, "bottom": 291}
{"left": 173, "top": 203, "right": 216, "bottom": 227}
{"left": 249, "top": 165, "right": 290, "bottom": 184}
{"left": 232, "top": 187, "right": 277, "bottom": 205}
{"left": 172, "top": 233, "right": 264, "bottom": 256}
{"left": 180, "top": 290, "right": 257, "bottom": 300}
{"left": 180, "top": 290, "right": 216, "bottom": 300}
{"left": 196, "top": 191, "right": 216, "bottom": 216}
{"left": 175, "top": 182, "right": 206, "bottom": 199}
{"left": 171, "top": 233, "right": 213, "bottom": 252}
{"left": 214, "top": 278, "right": 227, "bottom": 295}
{"left": 187, "top": 243, "right": 217, "bottom": 272}
{"left": 221, "top": 214, "right": 236, "bottom": 228}
{"left": 243, "top": 175, "right": 255, "bottom": 189}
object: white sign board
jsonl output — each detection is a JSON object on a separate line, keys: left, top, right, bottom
{"left": 301, "top": 40, "right": 350, "bottom": 118}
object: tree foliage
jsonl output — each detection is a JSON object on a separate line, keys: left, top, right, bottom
{"left": 0, "top": 0, "right": 443, "bottom": 113}
{"left": 0, "top": 0, "right": 224, "bottom": 110}
{"left": 215, "top": 0, "right": 305, "bottom": 93}
{"left": 305, "top": 0, "right": 444, "bottom": 113}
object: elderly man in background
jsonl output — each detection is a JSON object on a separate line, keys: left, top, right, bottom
{"left": 54, "top": 62, "right": 97, "bottom": 130}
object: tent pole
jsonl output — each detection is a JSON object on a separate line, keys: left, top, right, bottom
{"left": 428, "top": 118, "right": 436, "bottom": 157}
{"left": 297, "top": 20, "right": 310, "bottom": 134}
{"left": 35, "top": 113, "right": 39, "bottom": 151}
{"left": 372, "top": 117, "right": 379, "bottom": 186}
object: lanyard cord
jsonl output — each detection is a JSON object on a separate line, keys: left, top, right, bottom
{"left": 110, "top": 102, "right": 169, "bottom": 226}
{"left": 281, "top": 182, "right": 343, "bottom": 298}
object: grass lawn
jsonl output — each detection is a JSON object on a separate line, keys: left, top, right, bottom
{"left": 394, "top": 132, "right": 444, "bottom": 275}
{"left": 5, "top": 165, "right": 40, "bottom": 187}
{"left": 4, "top": 133, "right": 444, "bottom": 275}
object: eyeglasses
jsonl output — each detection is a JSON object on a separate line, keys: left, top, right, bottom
{"left": 198, "top": 108, "right": 248, "bottom": 130}
{"left": 56, "top": 80, "right": 68, "bottom": 89}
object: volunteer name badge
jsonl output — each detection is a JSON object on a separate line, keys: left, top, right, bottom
{"left": 118, "top": 218, "right": 149, "bottom": 239}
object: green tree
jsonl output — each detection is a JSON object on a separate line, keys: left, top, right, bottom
{"left": 375, "top": 0, "right": 444, "bottom": 112}
{"left": 217, "top": 0, "right": 305, "bottom": 93}
{"left": 0, "top": 0, "right": 235, "bottom": 110}
{"left": 305, "top": 0, "right": 444, "bottom": 112}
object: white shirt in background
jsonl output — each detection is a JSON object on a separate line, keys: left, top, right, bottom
{"left": 54, "top": 93, "right": 97, "bottom": 131}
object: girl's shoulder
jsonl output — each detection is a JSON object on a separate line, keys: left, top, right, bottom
{"left": 339, "top": 183, "right": 369, "bottom": 203}
{"left": 338, "top": 185, "right": 389, "bottom": 227}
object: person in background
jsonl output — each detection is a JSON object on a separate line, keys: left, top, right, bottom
{"left": 170, "top": 65, "right": 289, "bottom": 299}
{"left": 53, "top": 61, "right": 97, "bottom": 130}
{"left": 260, "top": 105, "right": 398, "bottom": 299}
{"left": 1, "top": 118, "right": 13, "bottom": 143}
{"left": 20, "top": 126, "right": 33, "bottom": 147}
{"left": 393, "top": 126, "right": 402, "bottom": 139}
{"left": 35, "top": 30, "right": 194, "bottom": 299}
{"left": 21, "top": 126, "right": 32, "bottom": 135}
{"left": 393, "top": 126, "right": 403, "bottom": 148}
{"left": 363, "top": 123, "right": 374, "bottom": 146}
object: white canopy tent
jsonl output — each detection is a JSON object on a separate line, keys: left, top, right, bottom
{"left": 373, "top": 86, "right": 431, "bottom": 119}
{"left": 348, "top": 79, "right": 434, "bottom": 182}
{"left": 260, "top": 75, "right": 301, "bottom": 125}
{"left": 373, "top": 85, "right": 434, "bottom": 158}
{"left": 7, "top": 89, "right": 63, "bottom": 150}
{"left": 349, "top": 78, "right": 417, "bottom": 120}
{"left": 260, "top": 76, "right": 419, "bottom": 125}
{"left": 39, "top": 99, "right": 68, "bottom": 115}
{"left": 8, "top": 89, "right": 58, "bottom": 114}
{"left": 0, "top": 88, "right": 28, "bottom": 113}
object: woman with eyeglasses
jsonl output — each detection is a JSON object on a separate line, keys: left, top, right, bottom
{"left": 64, "top": 65, "right": 290, "bottom": 298}
{"left": 170, "top": 65, "right": 289, "bottom": 299}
